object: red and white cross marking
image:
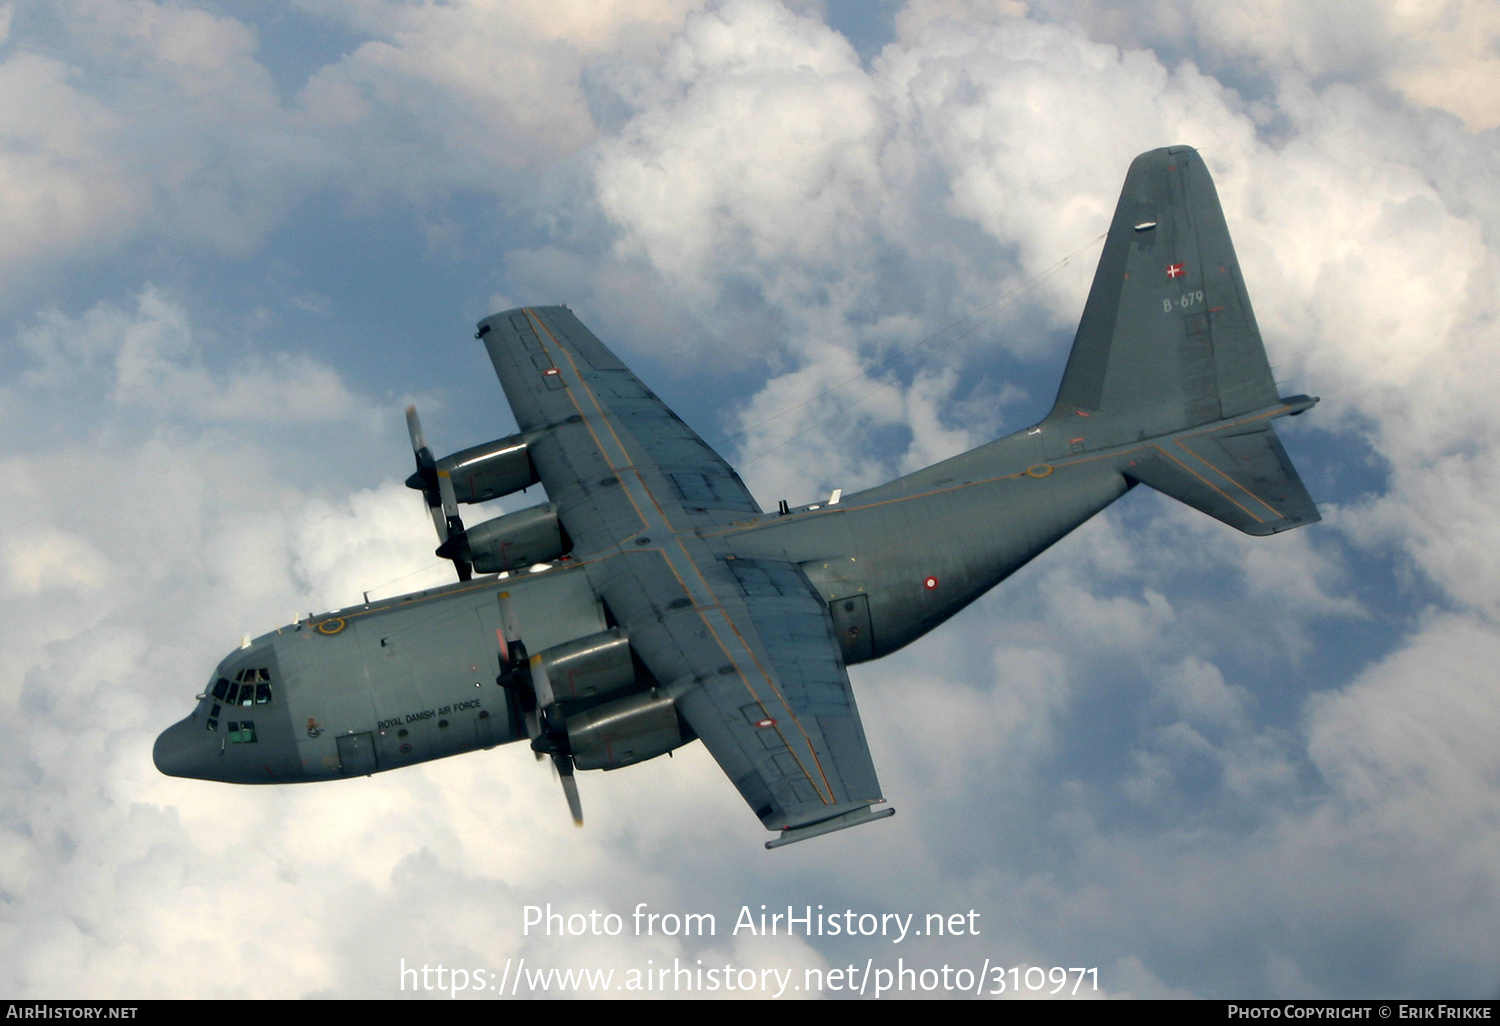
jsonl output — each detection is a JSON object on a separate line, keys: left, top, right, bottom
{"left": 1166, "top": 263, "right": 1186, "bottom": 278}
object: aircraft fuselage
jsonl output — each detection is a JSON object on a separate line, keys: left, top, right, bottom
{"left": 155, "top": 419, "right": 1155, "bottom": 784}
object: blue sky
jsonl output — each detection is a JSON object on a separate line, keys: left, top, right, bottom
{"left": 3, "top": 0, "right": 1499, "bottom": 999}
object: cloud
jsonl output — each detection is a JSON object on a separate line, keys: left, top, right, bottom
{"left": 15, "top": 287, "right": 367, "bottom": 424}
{"left": 3, "top": 0, "right": 1500, "bottom": 1001}
{"left": 0, "top": 48, "right": 142, "bottom": 276}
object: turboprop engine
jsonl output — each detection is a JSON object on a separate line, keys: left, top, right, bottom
{"left": 494, "top": 601, "right": 691, "bottom": 824}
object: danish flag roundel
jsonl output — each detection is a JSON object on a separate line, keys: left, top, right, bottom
{"left": 1166, "top": 263, "right": 1186, "bottom": 278}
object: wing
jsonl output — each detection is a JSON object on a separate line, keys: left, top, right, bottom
{"left": 594, "top": 549, "right": 892, "bottom": 848}
{"left": 478, "top": 306, "right": 762, "bottom": 551}
{"left": 478, "top": 307, "right": 892, "bottom": 846}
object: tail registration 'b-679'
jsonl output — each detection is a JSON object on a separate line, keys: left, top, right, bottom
{"left": 156, "top": 147, "right": 1319, "bottom": 849}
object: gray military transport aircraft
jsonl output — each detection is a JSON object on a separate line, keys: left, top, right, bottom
{"left": 155, "top": 146, "right": 1319, "bottom": 848}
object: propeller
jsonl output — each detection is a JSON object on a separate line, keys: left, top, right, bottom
{"left": 495, "top": 592, "right": 539, "bottom": 747}
{"left": 406, "top": 405, "right": 472, "bottom": 581}
{"left": 494, "top": 592, "right": 583, "bottom": 825}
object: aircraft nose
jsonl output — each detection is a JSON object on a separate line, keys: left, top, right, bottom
{"left": 153, "top": 717, "right": 214, "bottom": 779}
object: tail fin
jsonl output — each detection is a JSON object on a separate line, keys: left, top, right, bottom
{"left": 1050, "top": 145, "right": 1319, "bottom": 536}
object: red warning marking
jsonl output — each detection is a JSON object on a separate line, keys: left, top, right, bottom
{"left": 1069, "top": 437, "right": 1084, "bottom": 444}
{"left": 755, "top": 718, "right": 776, "bottom": 729}
{"left": 1209, "top": 306, "right": 1224, "bottom": 312}
{"left": 1075, "top": 409, "right": 1090, "bottom": 417}
{"left": 543, "top": 367, "right": 560, "bottom": 376}
{"left": 923, "top": 576, "right": 939, "bottom": 590}
{"left": 1167, "top": 263, "right": 1186, "bottom": 278}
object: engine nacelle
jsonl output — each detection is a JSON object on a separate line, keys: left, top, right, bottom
{"left": 466, "top": 503, "right": 570, "bottom": 573}
{"left": 567, "top": 691, "right": 686, "bottom": 771}
{"left": 406, "top": 433, "right": 539, "bottom": 504}
{"left": 535, "top": 627, "right": 636, "bottom": 704}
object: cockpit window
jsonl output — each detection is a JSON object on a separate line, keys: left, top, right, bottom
{"left": 206, "top": 671, "right": 272, "bottom": 731}
{"left": 226, "top": 721, "right": 257, "bottom": 743}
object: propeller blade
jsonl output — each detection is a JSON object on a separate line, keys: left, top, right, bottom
{"left": 553, "top": 753, "right": 584, "bottom": 825}
{"left": 405, "top": 406, "right": 449, "bottom": 541}
{"left": 433, "top": 470, "right": 472, "bottom": 580}
{"left": 496, "top": 592, "right": 523, "bottom": 665}
{"left": 527, "top": 712, "right": 546, "bottom": 760}
{"left": 530, "top": 651, "right": 556, "bottom": 711}
{"left": 404, "top": 403, "right": 428, "bottom": 453}
{"left": 437, "top": 468, "right": 460, "bottom": 523}
{"left": 529, "top": 654, "right": 555, "bottom": 761}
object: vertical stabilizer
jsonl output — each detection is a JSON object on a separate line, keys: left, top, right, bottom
{"left": 1052, "top": 145, "right": 1279, "bottom": 444}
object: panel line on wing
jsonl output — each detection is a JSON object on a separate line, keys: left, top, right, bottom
{"left": 526, "top": 309, "right": 675, "bottom": 527}
{"left": 676, "top": 556, "right": 836, "bottom": 804}
{"left": 613, "top": 545, "right": 837, "bottom": 806}
{"left": 673, "top": 537, "right": 836, "bottom": 797}
{"left": 710, "top": 605, "right": 837, "bottom": 803}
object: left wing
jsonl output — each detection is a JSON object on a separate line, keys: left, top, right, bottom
{"left": 478, "top": 307, "right": 892, "bottom": 846}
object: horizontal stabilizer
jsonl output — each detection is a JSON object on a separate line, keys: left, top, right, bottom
{"left": 1126, "top": 422, "right": 1320, "bottom": 536}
